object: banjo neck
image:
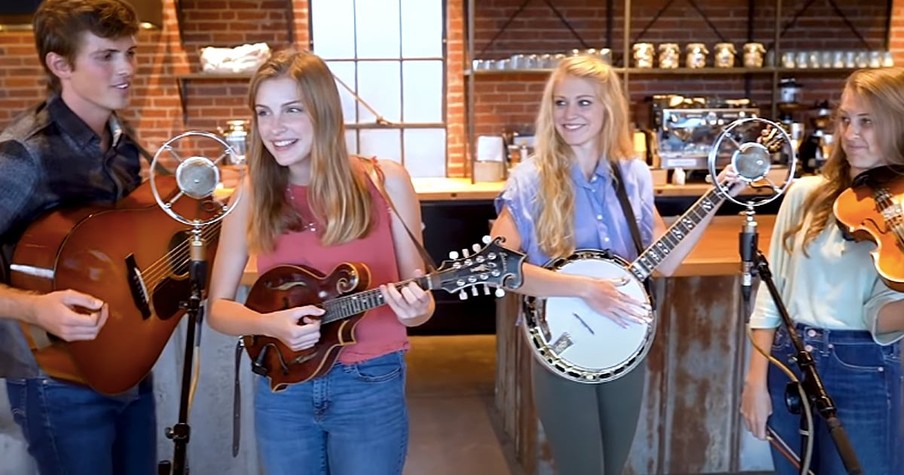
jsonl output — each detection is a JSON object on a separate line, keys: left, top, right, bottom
{"left": 628, "top": 186, "right": 727, "bottom": 281}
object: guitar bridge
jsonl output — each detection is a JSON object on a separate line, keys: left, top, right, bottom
{"left": 125, "top": 254, "right": 152, "bottom": 319}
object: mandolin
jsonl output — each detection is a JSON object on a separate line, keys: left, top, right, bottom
{"left": 833, "top": 165, "right": 904, "bottom": 291}
{"left": 242, "top": 236, "right": 525, "bottom": 392}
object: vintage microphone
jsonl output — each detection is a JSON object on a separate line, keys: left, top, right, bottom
{"left": 151, "top": 131, "right": 245, "bottom": 475}
{"left": 708, "top": 118, "right": 793, "bottom": 307}
{"left": 708, "top": 118, "right": 862, "bottom": 475}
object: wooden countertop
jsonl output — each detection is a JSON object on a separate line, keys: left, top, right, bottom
{"left": 241, "top": 213, "right": 775, "bottom": 284}
{"left": 672, "top": 214, "right": 775, "bottom": 277}
{"left": 411, "top": 177, "right": 777, "bottom": 201}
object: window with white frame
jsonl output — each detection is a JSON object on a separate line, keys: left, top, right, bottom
{"left": 311, "top": 0, "right": 446, "bottom": 178}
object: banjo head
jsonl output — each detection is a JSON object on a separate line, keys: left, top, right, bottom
{"left": 523, "top": 250, "right": 655, "bottom": 383}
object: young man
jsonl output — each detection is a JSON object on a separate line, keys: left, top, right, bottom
{"left": 0, "top": 1, "right": 155, "bottom": 473}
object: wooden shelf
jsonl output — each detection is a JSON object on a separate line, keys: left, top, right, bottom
{"left": 464, "top": 66, "right": 878, "bottom": 77}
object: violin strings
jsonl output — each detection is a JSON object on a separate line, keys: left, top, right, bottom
{"left": 873, "top": 188, "right": 904, "bottom": 246}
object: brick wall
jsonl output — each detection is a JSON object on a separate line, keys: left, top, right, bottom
{"left": 0, "top": 0, "right": 901, "bottom": 178}
{"left": 457, "top": 0, "right": 894, "bottom": 161}
{"left": 0, "top": 0, "right": 307, "bottom": 156}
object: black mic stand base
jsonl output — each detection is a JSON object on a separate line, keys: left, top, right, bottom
{"left": 754, "top": 251, "right": 863, "bottom": 475}
{"left": 159, "top": 229, "right": 208, "bottom": 475}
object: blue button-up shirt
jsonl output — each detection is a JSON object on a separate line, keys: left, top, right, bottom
{"left": 495, "top": 156, "right": 655, "bottom": 267}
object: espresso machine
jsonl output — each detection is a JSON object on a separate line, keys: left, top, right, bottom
{"left": 652, "top": 99, "right": 759, "bottom": 172}
{"left": 798, "top": 101, "right": 834, "bottom": 174}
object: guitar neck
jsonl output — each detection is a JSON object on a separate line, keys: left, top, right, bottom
{"left": 629, "top": 186, "right": 726, "bottom": 281}
{"left": 320, "top": 275, "right": 433, "bottom": 324}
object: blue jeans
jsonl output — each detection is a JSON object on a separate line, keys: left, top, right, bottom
{"left": 767, "top": 324, "right": 903, "bottom": 475}
{"left": 5, "top": 375, "right": 157, "bottom": 475}
{"left": 255, "top": 350, "right": 408, "bottom": 475}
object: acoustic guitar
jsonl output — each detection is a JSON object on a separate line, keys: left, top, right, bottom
{"left": 10, "top": 176, "right": 221, "bottom": 395}
{"left": 242, "top": 237, "right": 525, "bottom": 392}
{"left": 833, "top": 165, "right": 904, "bottom": 291}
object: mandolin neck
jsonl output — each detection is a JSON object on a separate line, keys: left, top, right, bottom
{"left": 320, "top": 275, "right": 433, "bottom": 324}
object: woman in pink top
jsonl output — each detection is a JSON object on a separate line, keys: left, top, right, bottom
{"left": 207, "top": 49, "right": 435, "bottom": 475}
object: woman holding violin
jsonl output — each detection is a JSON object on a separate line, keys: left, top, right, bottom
{"left": 740, "top": 67, "right": 904, "bottom": 475}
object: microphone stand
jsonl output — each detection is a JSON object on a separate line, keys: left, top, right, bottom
{"left": 749, "top": 220, "right": 863, "bottom": 475}
{"left": 158, "top": 226, "right": 207, "bottom": 475}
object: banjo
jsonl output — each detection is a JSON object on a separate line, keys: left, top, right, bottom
{"left": 522, "top": 185, "right": 728, "bottom": 383}
{"left": 522, "top": 117, "right": 796, "bottom": 384}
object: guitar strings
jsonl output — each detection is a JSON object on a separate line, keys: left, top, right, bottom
{"left": 139, "top": 225, "right": 219, "bottom": 288}
{"left": 138, "top": 222, "right": 222, "bottom": 288}
{"left": 140, "top": 223, "right": 220, "bottom": 284}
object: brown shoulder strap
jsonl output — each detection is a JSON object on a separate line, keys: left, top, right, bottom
{"left": 609, "top": 161, "right": 644, "bottom": 256}
{"left": 359, "top": 157, "right": 437, "bottom": 272}
{"left": 610, "top": 160, "right": 656, "bottom": 309}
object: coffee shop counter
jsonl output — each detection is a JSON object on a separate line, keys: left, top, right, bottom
{"left": 494, "top": 213, "right": 779, "bottom": 474}
{"left": 407, "top": 177, "right": 776, "bottom": 201}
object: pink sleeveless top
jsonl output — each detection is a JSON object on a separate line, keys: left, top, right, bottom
{"left": 254, "top": 180, "right": 410, "bottom": 364}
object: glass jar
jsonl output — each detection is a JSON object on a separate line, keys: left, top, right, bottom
{"left": 633, "top": 43, "right": 655, "bottom": 68}
{"left": 658, "top": 43, "right": 680, "bottom": 69}
{"left": 685, "top": 43, "right": 708, "bottom": 68}
{"left": 742, "top": 42, "right": 766, "bottom": 68}
{"left": 222, "top": 120, "right": 249, "bottom": 165}
{"left": 713, "top": 43, "right": 736, "bottom": 68}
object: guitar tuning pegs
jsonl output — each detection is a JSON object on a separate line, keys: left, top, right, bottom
{"left": 471, "top": 286, "right": 478, "bottom": 297}
{"left": 482, "top": 235, "right": 491, "bottom": 244}
{"left": 461, "top": 248, "right": 471, "bottom": 258}
{"left": 495, "top": 288, "right": 505, "bottom": 298}
{"left": 458, "top": 291, "right": 468, "bottom": 300}
{"left": 482, "top": 285, "right": 490, "bottom": 296}
{"left": 449, "top": 250, "right": 459, "bottom": 259}
{"left": 472, "top": 243, "right": 481, "bottom": 253}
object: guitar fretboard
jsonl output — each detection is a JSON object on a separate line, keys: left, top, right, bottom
{"left": 320, "top": 275, "right": 432, "bottom": 324}
{"left": 629, "top": 187, "right": 726, "bottom": 281}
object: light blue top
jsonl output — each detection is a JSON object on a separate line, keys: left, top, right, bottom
{"left": 749, "top": 175, "right": 904, "bottom": 345}
{"left": 495, "top": 156, "right": 656, "bottom": 266}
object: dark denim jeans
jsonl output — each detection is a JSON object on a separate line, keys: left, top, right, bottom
{"left": 254, "top": 350, "right": 408, "bottom": 475}
{"left": 5, "top": 375, "right": 156, "bottom": 475}
{"left": 767, "top": 323, "right": 903, "bottom": 475}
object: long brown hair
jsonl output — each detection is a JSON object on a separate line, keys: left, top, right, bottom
{"left": 246, "top": 49, "right": 372, "bottom": 253}
{"left": 533, "top": 55, "right": 635, "bottom": 258}
{"left": 783, "top": 67, "right": 904, "bottom": 253}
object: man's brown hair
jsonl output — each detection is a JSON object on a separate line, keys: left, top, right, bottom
{"left": 33, "top": 0, "right": 139, "bottom": 93}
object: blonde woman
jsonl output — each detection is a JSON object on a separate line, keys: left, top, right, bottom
{"left": 207, "top": 49, "right": 434, "bottom": 475}
{"left": 741, "top": 68, "right": 904, "bottom": 475}
{"left": 491, "top": 55, "right": 738, "bottom": 474}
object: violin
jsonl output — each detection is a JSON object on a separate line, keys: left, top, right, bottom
{"left": 833, "top": 165, "right": 904, "bottom": 291}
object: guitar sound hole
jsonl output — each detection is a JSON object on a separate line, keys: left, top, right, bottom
{"left": 167, "top": 231, "right": 191, "bottom": 275}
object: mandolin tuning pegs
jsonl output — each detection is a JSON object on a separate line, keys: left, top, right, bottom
{"left": 495, "top": 288, "right": 505, "bottom": 298}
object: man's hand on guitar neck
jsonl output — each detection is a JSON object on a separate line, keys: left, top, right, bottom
{"left": 263, "top": 306, "right": 325, "bottom": 352}
{"left": 24, "top": 289, "right": 109, "bottom": 342}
